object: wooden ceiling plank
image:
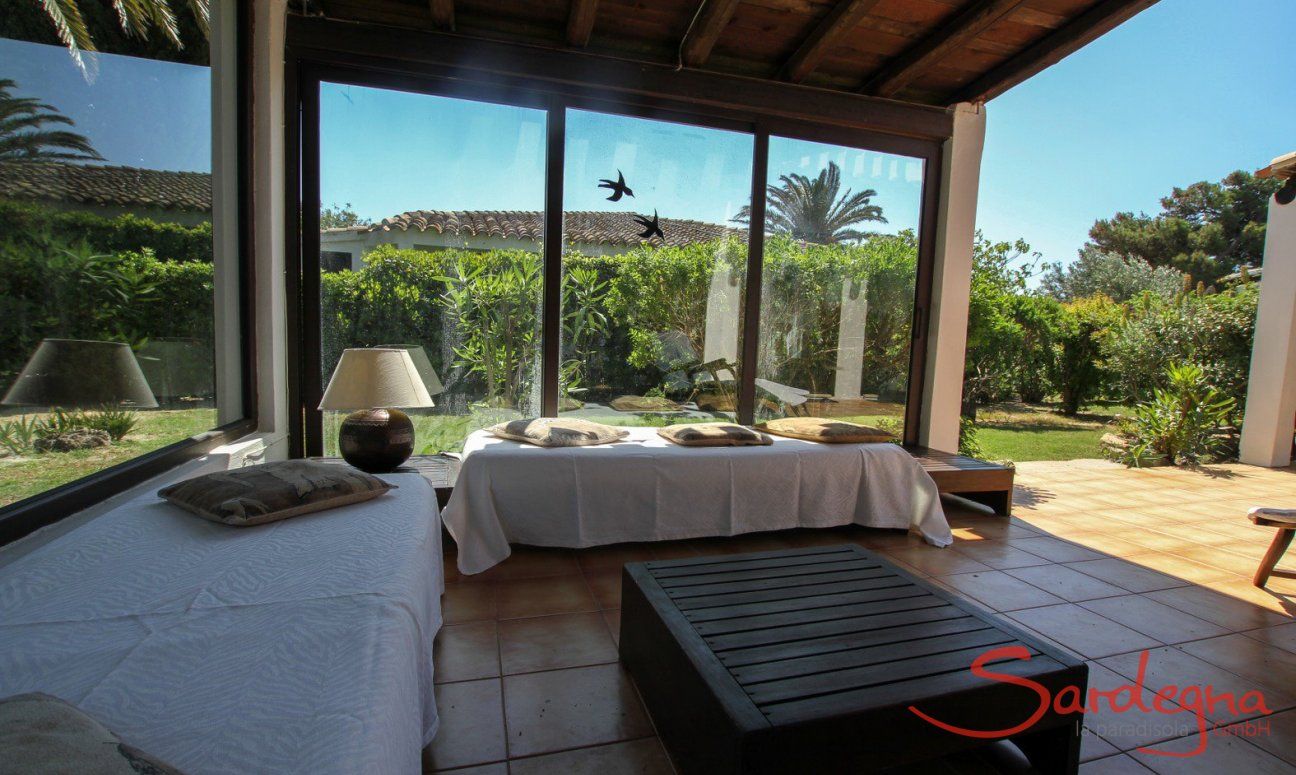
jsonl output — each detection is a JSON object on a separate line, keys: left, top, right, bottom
{"left": 680, "top": 0, "right": 744, "bottom": 67}
{"left": 861, "top": 0, "right": 1029, "bottom": 98}
{"left": 567, "top": 0, "right": 600, "bottom": 46}
{"left": 950, "top": 0, "right": 1161, "bottom": 103}
{"left": 779, "top": 0, "right": 886, "bottom": 83}
{"left": 429, "top": 0, "right": 455, "bottom": 30}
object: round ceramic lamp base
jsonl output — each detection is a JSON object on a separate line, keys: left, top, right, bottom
{"left": 338, "top": 408, "right": 414, "bottom": 473}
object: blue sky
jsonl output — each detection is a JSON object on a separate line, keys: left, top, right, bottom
{"left": 5, "top": 0, "right": 1293, "bottom": 268}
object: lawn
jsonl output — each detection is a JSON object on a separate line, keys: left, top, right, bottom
{"left": 0, "top": 408, "right": 218, "bottom": 507}
{"left": 973, "top": 402, "right": 1125, "bottom": 462}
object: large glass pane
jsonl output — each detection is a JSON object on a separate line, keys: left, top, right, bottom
{"left": 0, "top": 4, "right": 233, "bottom": 508}
{"left": 318, "top": 85, "right": 546, "bottom": 454}
{"left": 756, "top": 138, "right": 925, "bottom": 436}
{"left": 559, "top": 110, "right": 753, "bottom": 427}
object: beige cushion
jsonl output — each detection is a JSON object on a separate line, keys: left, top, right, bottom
{"left": 0, "top": 693, "right": 185, "bottom": 775}
{"left": 658, "top": 423, "right": 772, "bottom": 447}
{"left": 756, "top": 417, "right": 894, "bottom": 444}
{"left": 158, "top": 460, "right": 395, "bottom": 526}
{"left": 488, "top": 418, "right": 629, "bottom": 448}
{"left": 609, "top": 395, "right": 680, "bottom": 412}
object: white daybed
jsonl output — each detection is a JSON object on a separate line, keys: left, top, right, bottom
{"left": 0, "top": 470, "right": 443, "bottom": 775}
{"left": 443, "top": 426, "right": 952, "bottom": 575}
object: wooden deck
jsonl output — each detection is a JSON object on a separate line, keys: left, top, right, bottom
{"left": 906, "top": 446, "right": 1014, "bottom": 516}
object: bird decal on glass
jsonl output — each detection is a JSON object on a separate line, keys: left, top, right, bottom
{"left": 634, "top": 209, "right": 664, "bottom": 242}
{"left": 597, "top": 170, "right": 634, "bottom": 202}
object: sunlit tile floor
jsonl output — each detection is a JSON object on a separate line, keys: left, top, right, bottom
{"left": 425, "top": 459, "right": 1296, "bottom": 774}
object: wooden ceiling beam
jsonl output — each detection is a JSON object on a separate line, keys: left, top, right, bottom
{"left": 680, "top": 0, "right": 743, "bottom": 68}
{"left": 566, "top": 0, "right": 600, "bottom": 47}
{"left": 428, "top": 0, "right": 454, "bottom": 31}
{"left": 780, "top": 0, "right": 885, "bottom": 84}
{"left": 950, "top": 0, "right": 1161, "bottom": 104}
{"left": 861, "top": 0, "right": 1028, "bottom": 98}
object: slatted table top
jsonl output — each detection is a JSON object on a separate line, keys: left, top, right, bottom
{"left": 625, "top": 544, "right": 1083, "bottom": 728}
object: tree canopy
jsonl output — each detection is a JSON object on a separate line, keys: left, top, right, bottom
{"left": 734, "top": 161, "right": 886, "bottom": 244}
{"left": 1085, "top": 171, "right": 1279, "bottom": 286}
{"left": 1039, "top": 246, "right": 1184, "bottom": 302}
{"left": 0, "top": 78, "right": 101, "bottom": 162}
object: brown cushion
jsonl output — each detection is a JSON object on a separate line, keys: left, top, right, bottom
{"left": 609, "top": 395, "right": 680, "bottom": 412}
{"left": 755, "top": 417, "right": 894, "bottom": 444}
{"left": 488, "top": 418, "right": 629, "bottom": 448}
{"left": 158, "top": 460, "right": 395, "bottom": 526}
{"left": 0, "top": 693, "right": 185, "bottom": 774}
{"left": 658, "top": 423, "right": 772, "bottom": 447}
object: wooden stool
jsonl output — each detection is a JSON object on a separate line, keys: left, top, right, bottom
{"left": 1249, "top": 508, "right": 1296, "bottom": 588}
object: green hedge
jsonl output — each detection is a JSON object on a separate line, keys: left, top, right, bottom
{"left": 0, "top": 199, "right": 212, "bottom": 264}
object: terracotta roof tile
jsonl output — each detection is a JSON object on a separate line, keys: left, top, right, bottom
{"left": 368, "top": 209, "right": 742, "bottom": 248}
{"left": 0, "top": 161, "right": 210, "bottom": 212}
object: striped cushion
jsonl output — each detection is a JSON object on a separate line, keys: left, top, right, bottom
{"left": 658, "top": 423, "right": 772, "bottom": 447}
{"left": 489, "top": 418, "right": 629, "bottom": 447}
{"left": 756, "top": 417, "right": 894, "bottom": 444}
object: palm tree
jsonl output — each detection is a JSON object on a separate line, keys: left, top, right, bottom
{"left": 734, "top": 161, "right": 886, "bottom": 244}
{"left": 0, "top": 79, "right": 101, "bottom": 162}
{"left": 37, "top": 0, "right": 209, "bottom": 71}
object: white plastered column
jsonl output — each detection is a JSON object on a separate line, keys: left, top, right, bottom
{"left": 1239, "top": 190, "right": 1296, "bottom": 466}
{"left": 250, "top": 0, "right": 291, "bottom": 458}
{"left": 918, "top": 102, "right": 986, "bottom": 453}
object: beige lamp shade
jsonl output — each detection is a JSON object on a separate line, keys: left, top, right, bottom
{"left": 377, "top": 344, "right": 445, "bottom": 397}
{"left": 2, "top": 339, "right": 158, "bottom": 409}
{"left": 319, "top": 348, "right": 435, "bottom": 411}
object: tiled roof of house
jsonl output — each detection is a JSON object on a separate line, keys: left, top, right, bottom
{"left": 0, "top": 161, "right": 211, "bottom": 212}
{"left": 365, "top": 209, "right": 742, "bottom": 247}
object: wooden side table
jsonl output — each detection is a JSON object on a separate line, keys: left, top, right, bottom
{"left": 1250, "top": 509, "right": 1296, "bottom": 588}
{"left": 310, "top": 454, "right": 461, "bottom": 510}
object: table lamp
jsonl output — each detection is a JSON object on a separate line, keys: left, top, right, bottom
{"left": 319, "top": 348, "right": 435, "bottom": 472}
{"left": 2, "top": 339, "right": 158, "bottom": 409}
{"left": 377, "top": 344, "right": 445, "bottom": 398}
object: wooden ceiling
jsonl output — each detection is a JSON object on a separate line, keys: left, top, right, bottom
{"left": 291, "top": 0, "right": 1159, "bottom": 107}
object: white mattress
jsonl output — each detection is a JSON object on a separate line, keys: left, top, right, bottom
{"left": 0, "top": 471, "right": 444, "bottom": 775}
{"left": 443, "top": 427, "right": 952, "bottom": 575}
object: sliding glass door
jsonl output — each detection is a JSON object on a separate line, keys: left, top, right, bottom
{"left": 316, "top": 83, "right": 547, "bottom": 453}
{"left": 298, "top": 71, "right": 938, "bottom": 454}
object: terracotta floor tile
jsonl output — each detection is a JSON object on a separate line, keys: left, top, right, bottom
{"left": 1099, "top": 646, "right": 1296, "bottom": 725}
{"left": 1004, "top": 565, "right": 1129, "bottom": 602}
{"left": 423, "top": 679, "right": 507, "bottom": 770}
{"left": 1145, "top": 585, "right": 1290, "bottom": 632}
{"left": 1244, "top": 623, "right": 1296, "bottom": 654}
{"left": 1064, "top": 533, "right": 1152, "bottom": 558}
{"left": 426, "top": 763, "right": 507, "bottom": 775}
{"left": 498, "top": 612, "right": 618, "bottom": 675}
{"left": 471, "top": 547, "right": 581, "bottom": 582}
{"left": 1007, "top": 536, "right": 1107, "bottom": 563}
{"left": 938, "top": 570, "right": 1066, "bottom": 612}
{"left": 1228, "top": 707, "right": 1296, "bottom": 766}
{"left": 1006, "top": 603, "right": 1161, "bottom": 659}
{"left": 1118, "top": 530, "right": 1206, "bottom": 553}
{"left": 1176, "top": 633, "right": 1296, "bottom": 699}
{"left": 575, "top": 544, "right": 658, "bottom": 573}
{"left": 1079, "top": 753, "right": 1155, "bottom": 774}
{"left": 1195, "top": 578, "right": 1296, "bottom": 618}
{"left": 950, "top": 521, "right": 1043, "bottom": 542}
{"left": 878, "top": 546, "right": 992, "bottom": 576}
{"left": 1177, "top": 545, "right": 1270, "bottom": 577}
{"left": 443, "top": 582, "right": 498, "bottom": 625}
{"left": 646, "top": 541, "right": 701, "bottom": 561}
{"left": 502, "top": 664, "right": 654, "bottom": 758}
{"left": 1079, "top": 730, "right": 1121, "bottom": 763}
{"left": 1082, "top": 663, "right": 1197, "bottom": 751}
{"left": 584, "top": 568, "right": 623, "bottom": 610}
{"left": 948, "top": 541, "right": 1053, "bottom": 570}
{"left": 1064, "top": 558, "right": 1189, "bottom": 594}
{"left": 496, "top": 576, "right": 599, "bottom": 620}
{"left": 1079, "top": 595, "right": 1230, "bottom": 645}
{"left": 506, "top": 738, "right": 673, "bottom": 775}
{"left": 434, "top": 621, "right": 500, "bottom": 683}
{"left": 1128, "top": 729, "right": 1290, "bottom": 773}
{"left": 1123, "top": 553, "right": 1237, "bottom": 585}
{"left": 603, "top": 609, "right": 622, "bottom": 646}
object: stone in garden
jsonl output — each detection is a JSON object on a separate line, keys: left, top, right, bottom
{"left": 35, "top": 429, "right": 111, "bottom": 453}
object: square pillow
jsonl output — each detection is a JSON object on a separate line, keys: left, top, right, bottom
{"left": 756, "top": 417, "right": 894, "bottom": 444}
{"left": 158, "top": 460, "right": 395, "bottom": 526}
{"left": 0, "top": 693, "right": 185, "bottom": 775}
{"left": 658, "top": 423, "right": 772, "bottom": 447}
{"left": 488, "top": 418, "right": 629, "bottom": 448}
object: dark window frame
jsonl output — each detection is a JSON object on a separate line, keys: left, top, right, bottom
{"left": 0, "top": 1, "right": 258, "bottom": 546}
{"left": 287, "top": 20, "right": 945, "bottom": 456}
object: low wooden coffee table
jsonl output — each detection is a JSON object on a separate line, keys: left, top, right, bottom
{"left": 620, "top": 544, "right": 1086, "bottom": 774}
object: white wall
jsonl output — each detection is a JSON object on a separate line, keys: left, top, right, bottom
{"left": 1240, "top": 189, "right": 1296, "bottom": 466}
{"left": 919, "top": 103, "right": 986, "bottom": 453}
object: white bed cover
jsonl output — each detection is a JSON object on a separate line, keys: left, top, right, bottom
{"left": 443, "top": 427, "right": 952, "bottom": 575}
{"left": 0, "top": 471, "right": 443, "bottom": 775}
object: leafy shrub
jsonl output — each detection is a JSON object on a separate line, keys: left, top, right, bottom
{"left": 0, "top": 199, "right": 212, "bottom": 263}
{"left": 74, "top": 408, "right": 139, "bottom": 441}
{"left": 1048, "top": 296, "right": 1123, "bottom": 416}
{"left": 0, "top": 416, "right": 38, "bottom": 455}
{"left": 1111, "top": 363, "right": 1235, "bottom": 467}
